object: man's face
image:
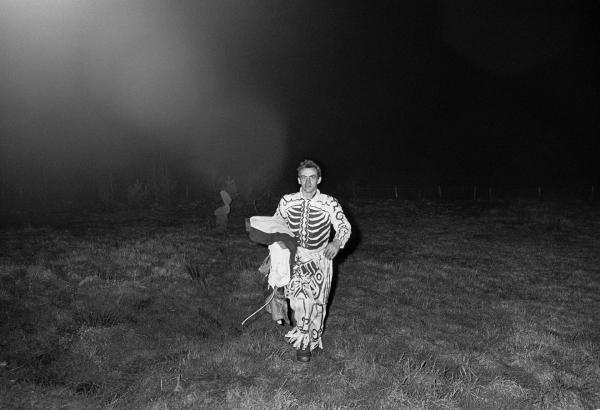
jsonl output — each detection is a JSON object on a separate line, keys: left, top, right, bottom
{"left": 298, "top": 167, "right": 321, "bottom": 196}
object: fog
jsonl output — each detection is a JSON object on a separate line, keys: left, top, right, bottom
{"left": 0, "top": 0, "right": 293, "bottom": 208}
{"left": 1, "top": 0, "right": 598, "bottom": 209}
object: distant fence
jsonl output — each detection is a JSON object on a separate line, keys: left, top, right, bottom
{"left": 350, "top": 183, "right": 596, "bottom": 202}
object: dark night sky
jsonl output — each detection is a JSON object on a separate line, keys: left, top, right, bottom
{"left": 0, "top": 0, "right": 598, "bottom": 207}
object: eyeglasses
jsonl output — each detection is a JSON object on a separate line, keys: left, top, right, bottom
{"left": 298, "top": 175, "right": 318, "bottom": 182}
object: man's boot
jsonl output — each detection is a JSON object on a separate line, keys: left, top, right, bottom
{"left": 296, "top": 347, "right": 311, "bottom": 362}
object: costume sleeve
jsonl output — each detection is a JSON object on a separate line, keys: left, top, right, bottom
{"left": 274, "top": 197, "right": 287, "bottom": 221}
{"left": 329, "top": 198, "right": 351, "bottom": 248}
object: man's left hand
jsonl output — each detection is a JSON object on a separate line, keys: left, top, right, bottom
{"left": 323, "top": 241, "right": 341, "bottom": 260}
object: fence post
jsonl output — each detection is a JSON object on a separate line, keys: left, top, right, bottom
{"left": 394, "top": 185, "right": 398, "bottom": 200}
{"left": 473, "top": 185, "right": 477, "bottom": 201}
{"left": 438, "top": 185, "right": 442, "bottom": 201}
{"left": 538, "top": 185, "right": 542, "bottom": 201}
{"left": 590, "top": 185, "right": 595, "bottom": 202}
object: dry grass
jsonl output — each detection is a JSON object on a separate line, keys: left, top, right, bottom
{"left": 1, "top": 200, "right": 599, "bottom": 409}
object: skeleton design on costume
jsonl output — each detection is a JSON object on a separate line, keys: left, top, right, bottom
{"left": 278, "top": 192, "right": 350, "bottom": 250}
{"left": 275, "top": 190, "right": 351, "bottom": 351}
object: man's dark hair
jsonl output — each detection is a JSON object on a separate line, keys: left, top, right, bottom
{"left": 297, "top": 159, "right": 322, "bottom": 178}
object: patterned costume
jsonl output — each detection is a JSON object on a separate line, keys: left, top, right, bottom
{"left": 274, "top": 189, "right": 351, "bottom": 351}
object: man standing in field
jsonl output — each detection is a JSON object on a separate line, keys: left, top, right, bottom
{"left": 274, "top": 159, "right": 351, "bottom": 362}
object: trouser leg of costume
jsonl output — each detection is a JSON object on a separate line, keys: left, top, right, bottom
{"left": 285, "top": 253, "right": 332, "bottom": 351}
{"left": 288, "top": 296, "right": 327, "bottom": 351}
{"left": 267, "top": 287, "right": 289, "bottom": 324}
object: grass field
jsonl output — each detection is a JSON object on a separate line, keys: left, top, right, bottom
{"left": 1, "top": 200, "right": 599, "bottom": 409}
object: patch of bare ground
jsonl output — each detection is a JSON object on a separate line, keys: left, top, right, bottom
{"left": 1, "top": 200, "right": 598, "bottom": 409}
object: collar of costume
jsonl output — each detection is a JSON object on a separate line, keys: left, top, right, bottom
{"left": 299, "top": 188, "right": 321, "bottom": 200}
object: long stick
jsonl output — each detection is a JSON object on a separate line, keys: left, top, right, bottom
{"left": 241, "top": 287, "right": 277, "bottom": 326}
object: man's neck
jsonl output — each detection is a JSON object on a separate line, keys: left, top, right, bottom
{"left": 301, "top": 190, "right": 317, "bottom": 200}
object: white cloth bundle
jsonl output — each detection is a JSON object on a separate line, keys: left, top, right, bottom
{"left": 267, "top": 243, "right": 291, "bottom": 288}
{"left": 249, "top": 216, "right": 295, "bottom": 288}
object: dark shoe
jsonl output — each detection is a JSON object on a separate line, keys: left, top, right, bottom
{"left": 296, "top": 347, "right": 311, "bottom": 362}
